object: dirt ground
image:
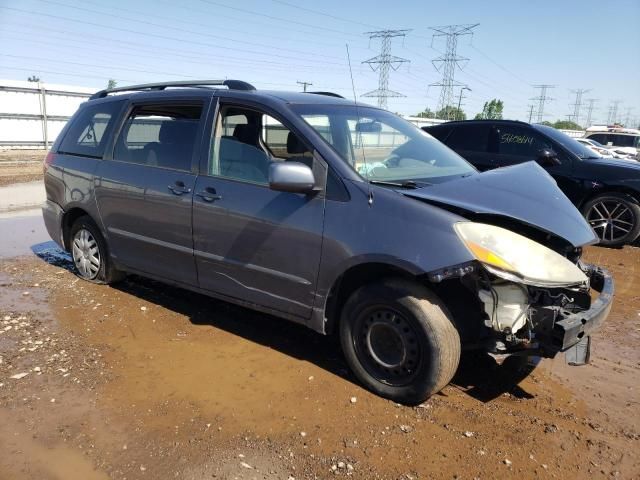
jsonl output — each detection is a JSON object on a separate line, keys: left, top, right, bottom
{"left": 0, "top": 236, "right": 638, "bottom": 479}
{"left": 0, "top": 150, "right": 45, "bottom": 187}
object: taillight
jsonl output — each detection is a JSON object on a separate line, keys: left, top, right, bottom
{"left": 43, "top": 151, "right": 54, "bottom": 172}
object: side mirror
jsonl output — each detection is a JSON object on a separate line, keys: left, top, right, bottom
{"left": 536, "top": 149, "right": 561, "bottom": 167}
{"left": 269, "top": 161, "right": 316, "bottom": 193}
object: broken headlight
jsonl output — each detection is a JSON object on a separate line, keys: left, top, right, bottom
{"left": 454, "top": 222, "right": 588, "bottom": 288}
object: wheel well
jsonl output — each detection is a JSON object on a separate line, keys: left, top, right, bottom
{"left": 324, "top": 263, "right": 416, "bottom": 335}
{"left": 579, "top": 187, "right": 640, "bottom": 210}
{"left": 61, "top": 208, "right": 91, "bottom": 250}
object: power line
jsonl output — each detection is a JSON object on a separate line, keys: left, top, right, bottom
{"left": 531, "top": 85, "right": 555, "bottom": 123}
{"left": 0, "top": 6, "right": 345, "bottom": 66}
{"left": 361, "top": 30, "right": 411, "bottom": 110}
{"left": 271, "top": 0, "right": 382, "bottom": 30}
{"left": 429, "top": 23, "right": 479, "bottom": 117}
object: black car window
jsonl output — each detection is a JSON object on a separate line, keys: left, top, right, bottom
{"left": 59, "top": 100, "right": 124, "bottom": 158}
{"left": 425, "top": 125, "right": 452, "bottom": 142}
{"left": 113, "top": 103, "right": 203, "bottom": 171}
{"left": 445, "top": 124, "right": 491, "bottom": 152}
{"left": 613, "top": 135, "right": 636, "bottom": 147}
{"left": 497, "top": 125, "right": 551, "bottom": 157}
{"left": 587, "top": 133, "right": 607, "bottom": 144}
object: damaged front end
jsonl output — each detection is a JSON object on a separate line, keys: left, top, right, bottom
{"left": 430, "top": 222, "right": 614, "bottom": 365}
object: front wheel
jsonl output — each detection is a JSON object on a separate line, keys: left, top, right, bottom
{"left": 339, "top": 278, "right": 461, "bottom": 405}
{"left": 582, "top": 193, "right": 640, "bottom": 247}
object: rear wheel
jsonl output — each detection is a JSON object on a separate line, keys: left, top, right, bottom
{"left": 583, "top": 193, "right": 640, "bottom": 247}
{"left": 69, "top": 216, "right": 124, "bottom": 284}
{"left": 339, "top": 278, "right": 461, "bottom": 404}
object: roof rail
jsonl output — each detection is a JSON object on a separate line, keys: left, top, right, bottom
{"left": 90, "top": 79, "right": 256, "bottom": 100}
{"left": 307, "top": 91, "right": 345, "bottom": 99}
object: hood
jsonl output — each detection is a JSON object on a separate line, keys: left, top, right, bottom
{"left": 402, "top": 162, "right": 597, "bottom": 247}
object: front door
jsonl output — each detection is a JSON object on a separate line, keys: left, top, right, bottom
{"left": 490, "top": 123, "right": 580, "bottom": 199}
{"left": 95, "top": 100, "right": 206, "bottom": 286}
{"left": 192, "top": 103, "right": 325, "bottom": 319}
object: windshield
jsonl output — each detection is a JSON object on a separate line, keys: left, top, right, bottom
{"left": 291, "top": 104, "right": 476, "bottom": 183}
{"left": 533, "top": 124, "right": 600, "bottom": 159}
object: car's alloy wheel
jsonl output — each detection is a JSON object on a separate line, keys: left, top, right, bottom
{"left": 585, "top": 196, "right": 640, "bottom": 246}
{"left": 72, "top": 228, "right": 101, "bottom": 280}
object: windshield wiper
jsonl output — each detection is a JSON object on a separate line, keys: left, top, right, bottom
{"left": 369, "top": 180, "right": 425, "bottom": 189}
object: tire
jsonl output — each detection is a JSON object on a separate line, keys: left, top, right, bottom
{"left": 582, "top": 193, "right": 640, "bottom": 247}
{"left": 69, "top": 215, "right": 125, "bottom": 284}
{"left": 339, "top": 278, "right": 461, "bottom": 405}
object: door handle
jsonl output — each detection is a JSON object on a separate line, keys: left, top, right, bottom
{"left": 168, "top": 181, "right": 192, "bottom": 195}
{"left": 196, "top": 187, "right": 222, "bottom": 202}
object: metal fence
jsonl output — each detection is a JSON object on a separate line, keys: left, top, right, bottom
{"left": 0, "top": 79, "right": 94, "bottom": 148}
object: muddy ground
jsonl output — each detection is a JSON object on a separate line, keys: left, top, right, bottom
{"left": 0, "top": 150, "right": 45, "bottom": 187}
{"left": 0, "top": 233, "right": 637, "bottom": 480}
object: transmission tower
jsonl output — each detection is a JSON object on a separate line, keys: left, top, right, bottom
{"left": 584, "top": 98, "right": 598, "bottom": 127}
{"left": 623, "top": 107, "right": 634, "bottom": 127}
{"left": 568, "top": 88, "right": 590, "bottom": 125}
{"left": 526, "top": 104, "right": 536, "bottom": 123}
{"left": 607, "top": 100, "right": 622, "bottom": 124}
{"left": 361, "top": 29, "right": 411, "bottom": 110}
{"left": 429, "top": 23, "right": 479, "bottom": 119}
{"left": 531, "top": 85, "right": 555, "bottom": 123}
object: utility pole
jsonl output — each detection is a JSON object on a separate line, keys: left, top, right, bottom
{"left": 456, "top": 86, "right": 471, "bottom": 117}
{"left": 429, "top": 23, "right": 479, "bottom": 119}
{"left": 568, "top": 88, "right": 590, "bottom": 125}
{"left": 531, "top": 85, "right": 555, "bottom": 123}
{"left": 296, "top": 81, "right": 313, "bottom": 92}
{"left": 584, "top": 98, "right": 598, "bottom": 127}
{"left": 361, "top": 29, "right": 411, "bottom": 110}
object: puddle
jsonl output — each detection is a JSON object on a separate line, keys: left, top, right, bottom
{"left": 0, "top": 210, "right": 50, "bottom": 258}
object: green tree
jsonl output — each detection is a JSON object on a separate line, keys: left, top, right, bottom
{"left": 552, "top": 120, "right": 583, "bottom": 130}
{"left": 107, "top": 79, "right": 118, "bottom": 89}
{"left": 436, "top": 105, "right": 466, "bottom": 121}
{"left": 475, "top": 99, "right": 504, "bottom": 120}
{"left": 414, "top": 108, "right": 435, "bottom": 118}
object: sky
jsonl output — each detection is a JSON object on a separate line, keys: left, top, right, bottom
{"left": 0, "top": 0, "right": 639, "bottom": 125}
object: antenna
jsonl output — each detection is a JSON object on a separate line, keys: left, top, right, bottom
{"left": 346, "top": 43, "right": 372, "bottom": 204}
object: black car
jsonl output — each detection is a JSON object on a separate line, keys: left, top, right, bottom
{"left": 424, "top": 120, "right": 640, "bottom": 247}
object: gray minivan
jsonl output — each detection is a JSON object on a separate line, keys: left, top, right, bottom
{"left": 42, "top": 80, "right": 613, "bottom": 404}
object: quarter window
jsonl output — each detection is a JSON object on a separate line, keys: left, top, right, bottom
{"left": 59, "top": 100, "right": 124, "bottom": 158}
{"left": 113, "top": 103, "right": 202, "bottom": 171}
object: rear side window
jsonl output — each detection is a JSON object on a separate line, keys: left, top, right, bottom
{"left": 445, "top": 124, "right": 490, "bottom": 151}
{"left": 59, "top": 100, "right": 123, "bottom": 158}
{"left": 496, "top": 125, "right": 551, "bottom": 157}
{"left": 113, "top": 103, "right": 203, "bottom": 171}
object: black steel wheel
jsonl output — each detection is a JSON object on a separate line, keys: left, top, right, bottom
{"left": 583, "top": 193, "right": 640, "bottom": 247}
{"left": 340, "top": 278, "right": 460, "bottom": 404}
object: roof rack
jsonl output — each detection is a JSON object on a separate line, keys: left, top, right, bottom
{"left": 307, "top": 91, "right": 345, "bottom": 99}
{"left": 90, "top": 79, "right": 256, "bottom": 100}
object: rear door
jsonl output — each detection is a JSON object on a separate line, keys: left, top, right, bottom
{"left": 192, "top": 101, "right": 326, "bottom": 319}
{"left": 95, "top": 99, "right": 208, "bottom": 286}
{"left": 441, "top": 123, "right": 495, "bottom": 171}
